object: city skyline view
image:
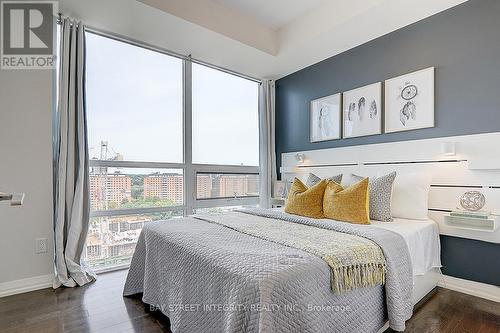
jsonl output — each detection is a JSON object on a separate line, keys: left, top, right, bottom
{"left": 89, "top": 167, "right": 259, "bottom": 211}
{"left": 86, "top": 167, "right": 259, "bottom": 268}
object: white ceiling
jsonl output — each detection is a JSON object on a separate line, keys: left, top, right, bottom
{"left": 135, "top": 0, "right": 468, "bottom": 78}
{"left": 213, "top": 0, "right": 327, "bottom": 30}
{"left": 61, "top": 0, "right": 469, "bottom": 79}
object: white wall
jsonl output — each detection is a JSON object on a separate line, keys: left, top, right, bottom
{"left": 0, "top": 69, "right": 54, "bottom": 286}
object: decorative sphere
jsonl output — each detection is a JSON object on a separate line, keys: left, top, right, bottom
{"left": 460, "top": 191, "right": 486, "bottom": 211}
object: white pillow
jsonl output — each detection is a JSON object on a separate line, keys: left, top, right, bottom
{"left": 341, "top": 173, "right": 368, "bottom": 187}
{"left": 391, "top": 172, "right": 432, "bottom": 220}
{"left": 341, "top": 173, "right": 354, "bottom": 188}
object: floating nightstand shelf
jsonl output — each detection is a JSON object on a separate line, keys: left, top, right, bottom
{"left": 270, "top": 197, "right": 285, "bottom": 208}
{"left": 443, "top": 214, "right": 498, "bottom": 233}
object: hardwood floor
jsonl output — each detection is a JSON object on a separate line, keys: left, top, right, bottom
{"left": 0, "top": 270, "right": 171, "bottom": 333}
{"left": 0, "top": 270, "right": 498, "bottom": 333}
{"left": 402, "top": 288, "right": 499, "bottom": 333}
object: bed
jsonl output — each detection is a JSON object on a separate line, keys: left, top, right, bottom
{"left": 123, "top": 208, "right": 441, "bottom": 333}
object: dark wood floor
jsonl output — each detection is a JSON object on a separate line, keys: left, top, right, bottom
{"left": 1, "top": 270, "right": 498, "bottom": 333}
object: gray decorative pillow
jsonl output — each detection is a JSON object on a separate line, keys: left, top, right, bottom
{"left": 350, "top": 172, "right": 397, "bottom": 222}
{"left": 306, "top": 173, "right": 342, "bottom": 187}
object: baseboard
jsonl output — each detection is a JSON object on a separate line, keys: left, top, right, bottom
{"left": 438, "top": 275, "right": 500, "bottom": 302}
{"left": 0, "top": 274, "right": 53, "bottom": 298}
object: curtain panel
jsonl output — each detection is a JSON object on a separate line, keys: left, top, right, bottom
{"left": 258, "top": 80, "right": 277, "bottom": 208}
{"left": 53, "top": 18, "right": 96, "bottom": 288}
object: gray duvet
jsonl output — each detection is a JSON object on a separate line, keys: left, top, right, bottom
{"left": 123, "top": 209, "right": 413, "bottom": 333}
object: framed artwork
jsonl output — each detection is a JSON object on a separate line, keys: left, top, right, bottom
{"left": 384, "top": 67, "right": 435, "bottom": 133}
{"left": 342, "top": 82, "right": 382, "bottom": 138}
{"left": 310, "top": 93, "right": 341, "bottom": 142}
{"left": 273, "top": 180, "right": 288, "bottom": 199}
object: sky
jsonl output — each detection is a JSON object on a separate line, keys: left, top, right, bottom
{"left": 85, "top": 32, "right": 259, "bottom": 169}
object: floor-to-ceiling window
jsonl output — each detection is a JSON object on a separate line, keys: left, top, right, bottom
{"left": 84, "top": 31, "right": 260, "bottom": 271}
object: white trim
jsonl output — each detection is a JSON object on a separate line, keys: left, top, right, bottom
{"left": 94, "top": 263, "right": 130, "bottom": 275}
{"left": 89, "top": 160, "right": 185, "bottom": 169}
{"left": 90, "top": 205, "right": 185, "bottom": 218}
{"left": 0, "top": 274, "right": 53, "bottom": 298}
{"left": 438, "top": 275, "right": 500, "bottom": 302}
{"left": 193, "top": 196, "right": 259, "bottom": 209}
{"left": 193, "top": 164, "right": 259, "bottom": 173}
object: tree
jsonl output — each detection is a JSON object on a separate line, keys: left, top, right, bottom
{"left": 131, "top": 186, "right": 143, "bottom": 200}
{"left": 117, "top": 196, "right": 176, "bottom": 209}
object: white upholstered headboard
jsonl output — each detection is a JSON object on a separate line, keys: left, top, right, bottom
{"left": 280, "top": 132, "right": 500, "bottom": 244}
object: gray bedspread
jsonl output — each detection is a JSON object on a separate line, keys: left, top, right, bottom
{"left": 123, "top": 209, "right": 413, "bottom": 332}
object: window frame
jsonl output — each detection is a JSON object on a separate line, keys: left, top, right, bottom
{"left": 86, "top": 30, "right": 260, "bottom": 222}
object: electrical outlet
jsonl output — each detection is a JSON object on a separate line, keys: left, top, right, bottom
{"left": 35, "top": 238, "right": 48, "bottom": 254}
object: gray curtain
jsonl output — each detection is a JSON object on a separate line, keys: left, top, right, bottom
{"left": 53, "top": 18, "right": 96, "bottom": 288}
{"left": 258, "top": 80, "right": 277, "bottom": 208}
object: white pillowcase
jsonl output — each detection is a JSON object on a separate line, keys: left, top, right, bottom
{"left": 341, "top": 173, "right": 368, "bottom": 188}
{"left": 391, "top": 172, "right": 432, "bottom": 220}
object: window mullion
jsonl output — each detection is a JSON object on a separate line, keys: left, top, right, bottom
{"left": 183, "top": 58, "right": 194, "bottom": 215}
{"left": 90, "top": 206, "right": 185, "bottom": 218}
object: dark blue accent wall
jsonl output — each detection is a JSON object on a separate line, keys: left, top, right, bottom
{"left": 275, "top": 0, "right": 500, "bottom": 286}
{"left": 276, "top": 0, "right": 500, "bottom": 169}
{"left": 440, "top": 236, "right": 499, "bottom": 286}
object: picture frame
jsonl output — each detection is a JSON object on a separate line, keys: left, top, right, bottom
{"left": 342, "top": 82, "right": 382, "bottom": 138}
{"left": 384, "top": 67, "right": 435, "bottom": 133}
{"left": 310, "top": 93, "right": 341, "bottom": 142}
{"left": 273, "top": 180, "right": 288, "bottom": 199}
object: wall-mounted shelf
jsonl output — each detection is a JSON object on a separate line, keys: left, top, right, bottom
{"left": 444, "top": 215, "right": 498, "bottom": 232}
{"left": 270, "top": 197, "right": 285, "bottom": 208}
{"left": 428, "top": 211, "right": 500, "bottom": 244}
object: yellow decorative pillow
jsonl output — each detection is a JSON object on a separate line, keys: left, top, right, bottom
{"left": 285, "top": 178, "right": 327, "bottom": 218}
{"left": 323, "top": 178, "right": 371, "bottom": 224}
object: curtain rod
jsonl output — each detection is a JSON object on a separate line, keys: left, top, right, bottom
{"left": 56, "top": 13, "right": 263, "bottom": 84}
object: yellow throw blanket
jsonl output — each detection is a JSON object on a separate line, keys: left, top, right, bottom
{"left": 194, "top": 212, "right": 386, "bottom": 293}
